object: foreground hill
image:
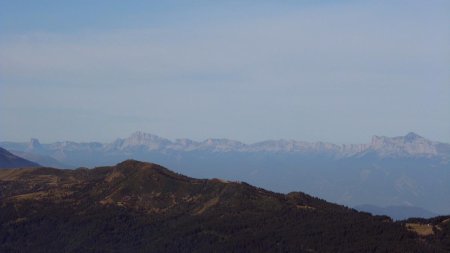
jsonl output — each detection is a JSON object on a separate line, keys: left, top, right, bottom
{"left": 0, "top": 160, "right": 447, "bottom": 252}
{"left": 0, "top": 147, "right": 40, "bottom": 169}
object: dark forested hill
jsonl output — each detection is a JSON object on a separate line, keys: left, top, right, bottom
{"left": 0, "top": 147, "right": 40, "bottom": 169}
{"left": 0, "top": 160, "right": 447, "bottom": 252}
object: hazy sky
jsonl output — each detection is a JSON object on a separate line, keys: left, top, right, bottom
{"left": 1, "top": 0, "right": 449, "bottom": 144}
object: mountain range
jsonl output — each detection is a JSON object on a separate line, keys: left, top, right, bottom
{"left": 3, "top": 132, "right": 449, "bottom": 161}
{"left": 1, "top": 160, "right": 449, "bottom": 252}
{"left": 1, "top": 132, "right": 449, "bottom": 216}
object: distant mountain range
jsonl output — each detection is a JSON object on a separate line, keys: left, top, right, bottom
{"left": 1, "top": 160, "right": 448, "bottom": 252}
{"left": 2, "top": 131, "right": 449, "bottom": 166}
{"left": 0, "top": 147, "right": 40, "bottom": 168}
{"left": 1, "top": 132, "right": 449, "bottom": 216}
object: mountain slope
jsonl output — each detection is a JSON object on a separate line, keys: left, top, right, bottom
{"left": 1, "top": 132, "right": 449, "bottom": 215}
{"left": 0, "top": 160, "right": 446, "bottom": 252}
{"left": 9, "top": 150, "right": 72, "bottom": 168}
{"left": 0, "top": 147, "right": 40, "bottom": 168}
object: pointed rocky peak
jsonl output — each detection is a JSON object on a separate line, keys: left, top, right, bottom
{"left": 404, "top": 132, "right": 423, "bottom": 142}
{"left": 27, "top": 138, "right": 42, "bottom": 149}
{"left": 26, "top": 138, "right": 45, "bottom": 153}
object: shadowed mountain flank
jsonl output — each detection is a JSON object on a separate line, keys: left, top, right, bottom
{"left": 0, "top": 147, "right": 40, "bottom": 169}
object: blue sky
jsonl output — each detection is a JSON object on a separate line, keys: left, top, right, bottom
{"left": 1, "top": 0, "right": 449, "bottom": 143}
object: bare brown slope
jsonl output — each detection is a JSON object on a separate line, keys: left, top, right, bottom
{"left": 0, "top": 160, "right": 303, "bottom": 216}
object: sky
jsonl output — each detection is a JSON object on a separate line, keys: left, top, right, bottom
{"left": 1, "top": 0, "right": 449, "bottom": 144}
